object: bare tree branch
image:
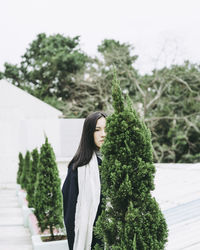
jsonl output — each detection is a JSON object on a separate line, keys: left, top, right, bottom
{"left": 146, "top": 80, "right": 172, "bottom": 110}
{"left": 174, "top": 76, "right": 194, "bottom": 92}
{"left": 134, "top": 79, "right": 145, "bottom": 97}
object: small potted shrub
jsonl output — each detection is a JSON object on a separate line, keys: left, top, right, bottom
{"left": 18, "top": 150, "right": 33, "bottom": 226}
{"left": 22, "top": 148, "right": 40, "bottom": 227}
{"left": 27, "top": 148, "right": 39, "bottom": 209}
{"left": 31, "top": 137, "right": 67, "bottom": 250}
{"left": 16, "top": 152, "right": 24, "bottom": 186}
{"left": 20, "top": 150, "right": 31, "bottom": 192}
{"left": 18, "top": 151, "right": 31, "bottom": 208}
{"left": 16, "top": 152, "right": 26, "bottom": 205}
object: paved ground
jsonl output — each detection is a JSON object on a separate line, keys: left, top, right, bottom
{"left": 0, "top": 162, "right": 200, "bottom": 249}
{"left": 164, "top": 199, "right": 200, "bottom": 249}
{"left": 153, "top": 163, "right": 200, "bottom": 250}
{"left": 0, "top": 183, "right": 32, "bottom": 250}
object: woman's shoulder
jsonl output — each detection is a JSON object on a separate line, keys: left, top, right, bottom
{"left": 67, "top": 161, "right": 77, "bottom": 174}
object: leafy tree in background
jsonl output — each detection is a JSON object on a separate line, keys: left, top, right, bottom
{"left": 97, "top": 39, "right": 138, "bottom": 96}
{"left": 138, "top": 62, "right": 200, "bottom": 163}
{"left": 66, "top": 39, "right": 139, "bottom": 117}
{"left": 95, "top": 73, "right": 168, "bottom": 249}
{"left": 20, "top": 151, "right": 31, "bottom": 190}
{"left": 26, "top": 148, "right": 39, "bottom": 208}
{"left": 16, "top": 152, "right": 24, "bottom": 185}
{"left": 2, "top": 33, "right": 88, "bottom": 111}
{"left": 34, "top": 137, "right": 63, "bottom": 239}
{"left": 1, "top": 36, "right": 139, "bottom": 118}
{"left": 1, "top": 31, "right": 200, "bottom": 163}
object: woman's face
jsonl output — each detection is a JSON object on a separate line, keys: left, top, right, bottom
{"left": 94, "top": 117, "right": 106, "bottom": 148}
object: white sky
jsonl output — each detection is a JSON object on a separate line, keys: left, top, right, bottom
{"left": 1, "top": 0, "right": 200, "bottom": 74}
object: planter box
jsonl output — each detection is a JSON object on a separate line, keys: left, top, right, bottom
{"left": 22, "top": 205, "right": 33, "bottom": 227}
{"left": 28, "top": 212, "right": 40, "bottom": 235}
{"left": 28, "top": 212, "right": 66, "bottom": 237}
{"left": 28, "top": 207, "right": 68, "bottom": 249}
{"left": 17, "top": 189, "right": 27, "bottom": 207}
{"left": 16, "top": 184, "right": 21, "bottom": 195}
{"left": 32, "top": 235, "right": 68, "bottom": 250}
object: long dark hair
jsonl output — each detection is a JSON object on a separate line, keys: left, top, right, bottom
{"left": 69, "top": 111, "right": 107, "bottom": 169}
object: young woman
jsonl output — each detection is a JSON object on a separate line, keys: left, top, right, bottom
{"left": 62, "top": 111, "right": 107, "bottom": 250}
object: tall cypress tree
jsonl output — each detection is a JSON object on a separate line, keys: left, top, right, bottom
{"left": 95, "top": 73, "right": 168, "bottom": 249}
{"left": 27, "top": 148, "right": 39, "bottom": 208}
{"left": 34, "top": 137, "right": 64, "bottom": 239}
{"left": 20, "top": 151, "right": 31, "bottom": 191}
{"left": 17, "top": 152, "right": 24, "bottom": 185}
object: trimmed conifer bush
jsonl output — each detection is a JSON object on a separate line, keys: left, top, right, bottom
{"left": 27, "top": 148, "right": 39, "bottom": 208}
{"left": 17, "top": 152, "right": 24, "bottom": 185}
{"left": 20, "top": 150, "right": 31, "bottom": 191}
{"left": 95, "top": 73, "right": 168, "bottom": 249}
{"left": 34, "top": 137, "right": 64, "bottom": 239}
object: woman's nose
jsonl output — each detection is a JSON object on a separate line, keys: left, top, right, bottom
{"left": 102, "top": 129, "right": 106, "bottom": 137}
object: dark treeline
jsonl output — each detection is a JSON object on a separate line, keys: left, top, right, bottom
{"left": 1, "top": 33, "right": 200, "bottom": 163}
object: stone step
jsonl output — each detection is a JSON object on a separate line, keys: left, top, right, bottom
{"left": 0, "top": 225, "right": 32, "bottom": 250}
{"left": 0, "top": 186, "right": 32, "bottom": 250}
{"left": 0, "top": 207, "right": 23, "bottom": 226}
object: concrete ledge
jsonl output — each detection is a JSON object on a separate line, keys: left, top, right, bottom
{"left": 22, "top": 205, "right": 33, "bottom": 227}
{"left": 28, "top": 212, "right": 40, "bottom": 235}
{"left": 17, "top": 189, "right": 27, "bottom": 207}
{"left": 32, "top": 235, "right": 68, "bottom": 250}
{"left": 155, "top": 163, "right": 200, "bottom": 170}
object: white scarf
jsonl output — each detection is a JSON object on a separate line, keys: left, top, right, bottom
{"left": 74, "top": 153, "right": 101, "bottom": 250}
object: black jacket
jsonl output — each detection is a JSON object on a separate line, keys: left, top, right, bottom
{"left": 62, "top": 156, "right": 102, "bottom": 250}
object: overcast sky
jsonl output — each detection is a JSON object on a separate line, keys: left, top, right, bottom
{"left": 1, "top": 0, "right": 200, "bottom": 74}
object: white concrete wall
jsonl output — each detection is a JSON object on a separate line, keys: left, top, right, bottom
{"left": 59, "top": 119, "right": 84, "bottom": 159}
{"left": 0, "top": 80, "right": 65, "bottom": 183}
{"left": 0, "top": 118, "right": 85, "bottom": 184}
{"left": 19, "top": 119, "right": 61, "bottom": 156}
{"left": 0, "top": 80, "right": 63, "bottom": 119}
{"left": 0, "top": 120, "right": 21, "bottom": 184}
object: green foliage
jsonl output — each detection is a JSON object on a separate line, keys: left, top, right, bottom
{"left": 2, "top": 33, "right": 88, "bottom": 104}
{"left": 16, "top": 152, "right": 24, "bottom": 185}
{"left": 133, "top": 234, "right": 137, "bottom": 250}
{"left": 64, "top": 39, "right": 139, "bottom": 117}
{"left": 140, "top": 62, "right": 200, "bottom": 163}
{"left": 2, "top": 35, "right": 139, "bottom": 118}
{"left": 2, "top": 63, "right": 21, "bottom": 85}
{"left": 0, "top": 71, "right": 4, "bottom": 80}
{"left": 97, "top": 39, "right": 139, "bottom": 103}
{"left": 20, "top": 151, "right": 31, "bottom": 190}
{"left": 34, "top": 137, "right": 64, "bottom": 239}
{"left": 26, "top": 148, "right": 39, "bottom": 208}
{"left": 98, "top": 39, "right": 138, "bottom": 71}
{"left": 1, "top": 31, "right": 200, "bottom": 162}
{"left": 112, "top": 71, "right": 125, "bottom": 113}
{"left": 95, "top": 73, "right": 168, "bottom": 249}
